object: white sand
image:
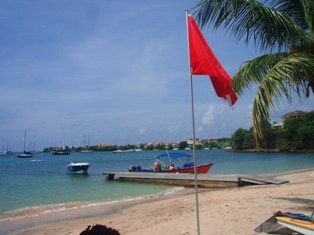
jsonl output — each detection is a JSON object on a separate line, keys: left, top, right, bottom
{"left": 3, "top": 170, "right": 314, "bottom": 235}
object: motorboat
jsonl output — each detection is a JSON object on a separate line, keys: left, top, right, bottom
{"left": 80, "top": 150, "right": 93, "bottom": 153}
{"left": 52, "top": 150, "right": 71, "bottom": 155}
{"left": 128, "top": 152, "right": 213, "bottom": 174}
{"left": 66, "top": 162, "right": 90, "bottom": 174}
{"left": 112, "top": 149, "right": 128, "bottom": 153}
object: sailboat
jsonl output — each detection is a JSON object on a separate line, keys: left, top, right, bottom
{"left": 134, "top": 141, "right": 142, "bottom": 152}
{"left": 17, "top": 131, "right": 34, "bottom": 158}
{"left": 0, "top": 137, "right": 12, "bottom": 156}
{"left": 80, "top": 135, "right": 93, "bottom": 153}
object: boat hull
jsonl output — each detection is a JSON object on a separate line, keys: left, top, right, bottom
{"left": 174, "top": 164, "right": 213, "bottom": 174}
{"left": 17, "top": 154, "right": 34, "bottom": 158}
{"left": 276, "top": 217, "right": 314, "bottom": 235}
{"left": 52, "top": 151, "right": 71, "bottom": 155}
{"left": 112, "top": 150, "right": 128, "bottom": 153}
{"left": 67, "top": 163, "right": 90, "bottom": 174}
{"left": 132, "top": 164, "right": 213, "bottom": 174}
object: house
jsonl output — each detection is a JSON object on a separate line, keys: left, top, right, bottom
{"left": 147, "top": 141, "right": 180, "bottom": 148}
{"left": 273, "top": 123, "right": 284, "bottom": 129}
{"left": 273, "top": 110, "right": 308, "bottom": 129}
{"left": 99, "top": 143, "right": 114, "bottom": 147}
{"left": 147, "top": 141, "right": 166, "bottom": 147}
{"left": 281, "top": 110, "right": 307, "bottom": 121}
{"left": 187, "top": 139, "right": 203, "bottom": 145}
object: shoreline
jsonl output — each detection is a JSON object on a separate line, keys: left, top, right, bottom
{"left": 0, "top": 186, "right": 186, "bottom": 222}
{"left": 0, "top": 187, "right": 197, "bottom": 234}
{"left": 2, "top": 169, "right": 314, "bottom": 235}
{"left": 234, "top": 148, "right": 314, "bottom": 153}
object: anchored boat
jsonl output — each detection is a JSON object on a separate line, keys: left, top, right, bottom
{"left": 129, "top": 152, "right": 213, "bottom": 174}
{"left": 17, "top": 131, "right": 34, "bottom": 158}
{"left": 66, "top": 162, "right": 90, "bottom": 174}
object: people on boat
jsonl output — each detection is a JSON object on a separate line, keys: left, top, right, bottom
{"left": 169, "top": 164, "right": 175, "bottom": 171}
{"left": 154, "top": 161, "right": 159, "bottom": 171}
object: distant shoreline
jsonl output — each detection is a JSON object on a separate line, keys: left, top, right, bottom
{"left": 234, "top": 148, "right": 314, "bottom": 153}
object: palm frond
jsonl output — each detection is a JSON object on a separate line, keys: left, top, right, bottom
{"left": 232, "top": 53, "right": 287, "bottom": 95}
{"left": 267, "top": 0, "right": 314, "bottom": 34}
{"left": 193, "top": 0, "right": 311, "bottom": 52}
{"left": 251, "top": 52, "right": 314, "bottom": 142}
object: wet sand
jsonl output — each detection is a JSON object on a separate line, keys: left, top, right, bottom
{"left": 2, "top": 170, "right": 314, "bottom": 235}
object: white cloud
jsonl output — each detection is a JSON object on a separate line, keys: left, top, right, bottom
{"left": 201, "top": 105, "right": 216, "bottom": 126}
{"left": 167, "top": 121, "right": 183, "bottom": 134}
{"left": 138, "top": 127, "right": 147, "bottom": 135}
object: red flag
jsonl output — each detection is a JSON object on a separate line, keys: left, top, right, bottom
{"left": 188, "top": 14, "right": 238, "bottom": 106}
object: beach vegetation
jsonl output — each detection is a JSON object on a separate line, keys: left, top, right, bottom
{"left": 231, "top": 111, "right": 314, "bottom": 151}
{"left": 193, "top": 0, "right": 314, "bottom": 150}
{"left": 179, "top": 141, "right": 188, "bottom": 150}
{"left": 202, "top": 138, "right": 232, "bottom": 149}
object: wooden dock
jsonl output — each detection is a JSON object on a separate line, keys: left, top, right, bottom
{"left": 102, "top": 172, "right": 289, "bottom": 188}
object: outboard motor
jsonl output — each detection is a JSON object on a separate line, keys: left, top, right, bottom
{"left": 128, "top": 165, "right": 136, "bottom": 172}
{"left": 128, "top": 164, "right": 141, "bottom": 172}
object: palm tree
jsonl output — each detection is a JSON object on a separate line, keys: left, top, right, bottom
{"left": 192, "top": 0, "right": 314, "bottom": 149}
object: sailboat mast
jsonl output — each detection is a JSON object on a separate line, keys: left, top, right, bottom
{"left": 23, "top": 130, "right": 26, "bottom": 152}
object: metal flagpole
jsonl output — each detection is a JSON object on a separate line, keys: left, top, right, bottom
{"left": 185, "top": 10, "right": 201, "bottom": 235}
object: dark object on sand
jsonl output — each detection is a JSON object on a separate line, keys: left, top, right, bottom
{"left": 80, "top": 224, "right": 121, "bottom": 235}
{"left": 255, "top": 211, "right": 284, "bottom": 233}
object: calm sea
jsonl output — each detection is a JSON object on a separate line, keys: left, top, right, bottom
{"left": 1, "top": 150, "right": 314, "bottom": 222}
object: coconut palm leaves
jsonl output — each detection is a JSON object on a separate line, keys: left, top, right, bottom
{"left": 193, "top": 0, "right": 314, "bottom": 148}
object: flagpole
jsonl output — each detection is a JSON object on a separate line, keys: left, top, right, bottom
{"left": 186, "top": 10, "right": 200, "bottom": 235}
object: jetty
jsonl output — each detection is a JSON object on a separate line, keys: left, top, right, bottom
{"left": 102, "top": 172, "right": 288, "bottom": 188}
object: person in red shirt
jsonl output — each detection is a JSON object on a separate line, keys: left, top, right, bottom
{"left": 169, "top": 164, "right": 175, "bottom": 171}
{"left": 154, "top": 161, "right": 159, "bottom": 171}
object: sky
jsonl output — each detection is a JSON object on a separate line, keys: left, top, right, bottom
{"left": 1, "top": 1, "right": 313, "bottom": 152}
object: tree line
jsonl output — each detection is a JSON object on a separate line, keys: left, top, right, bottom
{"left": 43, "top": 138, "right": 232, "bottom": 152}
{"left": 231, "top": 111, "right": 314, "bottom": 151}
{"left": 43, "top": 111, "right": 314, "bottom": 152}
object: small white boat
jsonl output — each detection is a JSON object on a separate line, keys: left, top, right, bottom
{"left": 66, "top": 162, "right": 90, "bottom": 174}
{"left": 112, "top": 149, "right": 128, "bottom": 153}
{"left": 80, "top": 150, "right": 93, "bottom": 153}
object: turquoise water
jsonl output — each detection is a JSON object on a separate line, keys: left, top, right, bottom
{"left": 1, "top": 150, "right": 314, "bottom": 220}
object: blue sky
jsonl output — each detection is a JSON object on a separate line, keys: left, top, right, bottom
{"left": 1, "top": 1, "right": 313, "bottom": 151}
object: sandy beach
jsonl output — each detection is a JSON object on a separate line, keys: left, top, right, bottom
{"left": 2, "top": 170, "right": 314, "bottom": 235}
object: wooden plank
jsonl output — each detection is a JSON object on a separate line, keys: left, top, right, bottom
{"left": 118, "top": 176, "right": 238, "bottom": 188}
{"left": 240, "top": 175, "right": 289, "bottom": 185}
